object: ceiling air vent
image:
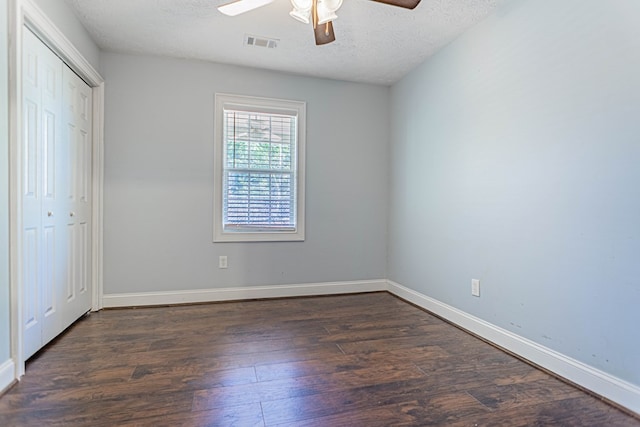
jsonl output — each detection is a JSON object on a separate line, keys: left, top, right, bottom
{"left": 244, "top": 34, "right": 278, "bottom": 49}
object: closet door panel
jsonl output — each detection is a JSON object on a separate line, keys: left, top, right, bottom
{"left": 21, "top": 30, "right": 45, "bottom": 359}
{"left": 62, "top": 66, "right": 92, "bottom": 324}
{"left": 39, "top": 32, "right": 65, "bottom": 347}
{"left": 22, "top": 227, "right": 40, "bottom": 358}
{"left": 41, "top": 224, "right": 58, "bottom": 344}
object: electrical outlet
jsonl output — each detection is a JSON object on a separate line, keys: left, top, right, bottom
{"left": 219, "top": 256, "right": 228, "bottom": 269}
{"left": 471, "top": 279, "right": 480, "bottom": 297}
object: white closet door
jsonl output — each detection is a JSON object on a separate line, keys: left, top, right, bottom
{"left": 22, "top": 28, "right": 93, "bottom": 359}
{"left": 21, "top": 27, "right": 42, "bottom": 359}
{"left": 22, "top": 29, "right": 64, "bottom": 358}
{"left": 62, "top": 65, "right": 93, "bottom": 326}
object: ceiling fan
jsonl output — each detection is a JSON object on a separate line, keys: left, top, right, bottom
{"left": 217, "top": 0, "right": 421, "bottom": 45}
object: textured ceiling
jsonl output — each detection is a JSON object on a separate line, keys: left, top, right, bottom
{"left": 64, "top": 0, "right": 508, "bottom": 85}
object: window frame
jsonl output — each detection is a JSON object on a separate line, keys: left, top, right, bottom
{"left": 213, "top": 93, "right": 306, "bottom": 242}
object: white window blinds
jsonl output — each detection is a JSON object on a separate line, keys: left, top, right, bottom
{"left": 222, "top": 109, "right": 297, "bottom": 232}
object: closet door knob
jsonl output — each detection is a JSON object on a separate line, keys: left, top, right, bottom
{"left": 69, "top": 212, "right": 75, "bottom": 217}
{"left": 47, "top": 211, "right": 53, "bottom": 217}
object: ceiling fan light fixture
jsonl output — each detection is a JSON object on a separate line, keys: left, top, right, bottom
{"left": 316, "top": 0, "right": 343, "bottom": 24}
{"left": 316, "top": 6, "right": 337, "bottom": 25}
{"left": 218, "top": 0, "right": 274, "bottom": 16}
{"left": 290, "top": 0, "right": 312, "bottom": 23}
{"left": 289, "top": 9, "right": 311, "bottom": 24}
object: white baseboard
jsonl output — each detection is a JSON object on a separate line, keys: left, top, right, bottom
{"left": 0, "top": 358, "right": 16, "bottom": 395}
{"left": 387, "top": 280, "right": 640, "bottom": 416}
{"left": 103, "top": 279, "right": 388, "bottom": 308}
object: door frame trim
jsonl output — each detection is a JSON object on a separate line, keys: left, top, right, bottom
{"left": 8, "top": 0, "right": 104, "bottom": 378}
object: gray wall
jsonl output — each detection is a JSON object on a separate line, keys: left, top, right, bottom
{"left": 0, "top": 0, "right": 9, "bottom": 364}
{"left": 389, "top": 0, "right": 640, "bottom": 387}
{"left": 102, "top": 53, "right": 389, "bottom": 294}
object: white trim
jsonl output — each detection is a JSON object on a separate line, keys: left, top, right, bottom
{"left": 387, "top": 280, "right": 640, "bottom": 416}
{"left": 8, "top": 0, "right": 23, "bottom": 381}
{"left": 91, "top": 83, "right": 105, "bottom": 311}
{"left": 8, "top": 0, "right": 105, "bottom": 381}
{"left": 0, "top": 359, "right": 16, "bottom": 395}
{"left": 103, "top": 280, "right": 388, "bottom": 308}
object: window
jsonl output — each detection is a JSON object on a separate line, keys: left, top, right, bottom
{"left": 214, "top": 94, "right": 306, "bottom": 242}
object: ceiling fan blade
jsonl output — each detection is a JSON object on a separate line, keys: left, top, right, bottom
{"left": 218, "top": 0, "right": 274, "bottom": 16}
{"left": 314, "top": 21, "right": 336, "bottom": 45}
{"left": 370, "top": 0, "right": 421, "bottom": 9}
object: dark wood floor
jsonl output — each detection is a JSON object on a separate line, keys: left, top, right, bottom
{"left": 0, "top": 292, "right": 637, "bottom": 426}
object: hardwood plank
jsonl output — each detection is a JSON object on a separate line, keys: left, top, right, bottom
{"left": 122, "top": 402, "right": 265, "bottom": 427}
{"left": 254, "top": 346, "right": 449, "bottom": 382}
{"left": 447, "top": 396, "right": 637, "bottom": 427}
{"left": 0, "top": 390, "right": 195, "bottom": 426}
{"left": 260, "top": 387, "right": 490, "bottom": 425}
{"left": 337, "top": 329, "right": 457, "bottom": 354}
{"left": 467, "top": 377, "right": 586, "bottom": 411}
{"left": 270, "top": 403, "right": 411, "bottom": 427}
{"left": 193, "top": 362, "right": 427, "bottom": 411}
